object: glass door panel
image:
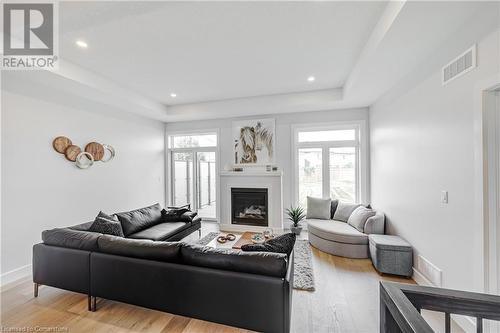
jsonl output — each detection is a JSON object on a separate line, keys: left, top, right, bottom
{"left": 196, "top": 151, "right": 216, "bottom": 219}
{"left": 298, "top": 148, "right": 323, "bottom": 208}
{"left": 172, "top": 152, "right": 193, "bottom": 207}
{"left": 329, "top": 147, "right": 356, "bottom": 203}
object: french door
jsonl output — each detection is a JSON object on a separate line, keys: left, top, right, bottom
{"left": 171, "top": 149, "right": 217, "bottom": 220}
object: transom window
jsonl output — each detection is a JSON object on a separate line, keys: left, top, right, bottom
{"left": 168, "top": 133, "right": 217, "bottom": 149}
{"left": 298, "top": 129, "right": 356, "bottom": 143}
{"left": 293, "top": 123, "right": 365, "bottom": 208}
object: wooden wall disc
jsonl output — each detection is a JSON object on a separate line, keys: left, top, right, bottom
{"left": 85, "top": 142, "right": 105, "bottom": 161}
{"left": 52, "top": 136, "right": 72, "bottom": 154}
{"left": 65, "top": 145, "right": 81, "bottom": 162}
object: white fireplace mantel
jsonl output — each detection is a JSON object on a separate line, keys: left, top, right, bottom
{"left": 220, "top": 170, "right": 283, "bottom": 177}
{"left": 219, "top": 171, "right": 284, "bottom": 233}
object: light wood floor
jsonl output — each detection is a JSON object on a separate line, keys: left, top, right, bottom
{"left": 1, "top": 223, "right": 414, "bottom": 333}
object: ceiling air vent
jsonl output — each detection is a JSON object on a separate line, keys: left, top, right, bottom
{"left": 442, "top": 45, "right": 476, "bottom": 85}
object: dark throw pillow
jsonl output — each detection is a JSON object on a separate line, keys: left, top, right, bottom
{"left": 162, "top": 207, "right": 192, "bottom": 222}
{"left": 241, "top": 233, "right": 296, "bottom": 256}
{"left": 330, "top": 199, "right": 339, "bottom": 219}
{"left": 95, "top": 210, "right": 119, "bottom": 222}
{"left": 179, "top": 211, "right": 198, "bottom": 222}
{"left": 89, "top": 211, "right": 124, "bottom": 237}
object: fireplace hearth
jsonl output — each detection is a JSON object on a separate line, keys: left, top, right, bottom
{"left": 231, "top": 188, "right": 268, "bottom": 227}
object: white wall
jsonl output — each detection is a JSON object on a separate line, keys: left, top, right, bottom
{"left": 370, "top": 28, "right": 500, "bottom": 294}
{"left": 1, "top": 89, "right": 165, "bottom": 284}
{"left": 165, "top": 107, "right": 369, "bottom": 223}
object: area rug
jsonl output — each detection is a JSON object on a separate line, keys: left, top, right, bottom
{"left": 195, "top": 233, "right": 315, "bottom": 291}
{"left": 196, "top": 232, "right": 219, "bottom": 246}
{"left": 293, "top": 240, "right": 315, "bottom": 291}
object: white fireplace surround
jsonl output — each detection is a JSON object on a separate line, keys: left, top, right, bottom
{"left": 219, "top": 171, "right": 284, "bottom": 233}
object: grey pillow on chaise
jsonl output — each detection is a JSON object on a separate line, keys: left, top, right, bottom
{"left": 306, "top": 196, "right": 331, "bottom": 220}
{"left": 347, "top": 206, "right": 376, "bottom": 232}
{"left": 333, "top": 202, "right": 362, "bottom": 222}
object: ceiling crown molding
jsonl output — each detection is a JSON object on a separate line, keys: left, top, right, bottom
{"left": 164, "top": 88, "right": 343, "bottom": 122}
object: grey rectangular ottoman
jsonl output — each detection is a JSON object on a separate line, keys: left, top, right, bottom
{"left": 368, "top": 234, "right": 413, "bottom": 277}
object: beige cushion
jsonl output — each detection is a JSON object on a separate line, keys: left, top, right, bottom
{"left": 307, "top": 219, "right": 368, "bottom": 245}
{"left": 347, "top": 206, "right": 376, "bottom": 232}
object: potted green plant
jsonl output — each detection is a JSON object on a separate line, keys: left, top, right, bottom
{"left": 286, "top": 206, "right": 306, "bottom": 235}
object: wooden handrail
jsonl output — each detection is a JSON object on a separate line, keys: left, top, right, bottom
{"left": 380, "top": 282, "right": 500, "bottom": 333}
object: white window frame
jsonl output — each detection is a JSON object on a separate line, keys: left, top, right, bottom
{"left": 291, "top": 120, "right": 369, "bottom": 206}
{"left": 166, "top": 128, "right": 220, "bottom": 222}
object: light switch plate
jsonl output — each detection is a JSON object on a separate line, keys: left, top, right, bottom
{"left": 441, "top": 191, "right": 448, "bottom": 204}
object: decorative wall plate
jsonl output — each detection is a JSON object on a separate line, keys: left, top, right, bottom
{"left": 85, "top": 142, "right": 105, "bottom": 161}
{"left": 64, "top": 145, "right": 81, "bottom": 162}
{"left": 75, "top": 152, "right": 94, "bottom": 169}
{"left": 101, "top": 144, "right": 115, "bottom": 163}
{"left": 52, "top": 136, "right": 72, "bottom": 154}
{"left": 53, "top": 136, "right": 114, "bottom": 168}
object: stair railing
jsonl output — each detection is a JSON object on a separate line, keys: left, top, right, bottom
{"left": 380, "top": 281, "right": 500, "bottom": 333}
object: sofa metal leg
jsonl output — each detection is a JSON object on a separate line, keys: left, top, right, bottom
{"left": 34, "top": 283, "right": 39, "bottom": 297}
{"left": 198, "top": 229, "right": 202, "bottom": 238}
{"left": 92, "top": 296, "right": 97, "bottom": 312}
{"left": 88, "top": 295, "right": 91, "bottom": 311}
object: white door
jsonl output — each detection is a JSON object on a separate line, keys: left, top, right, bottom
{"left": 171, "top": 149, "right": 217, "bottom": 220}
{"left": 196, "top": 151, "right": 217, "bottom": 219}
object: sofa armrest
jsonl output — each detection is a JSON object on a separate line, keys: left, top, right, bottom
{"left": 364, "top": 212, "right": 385, "bottom": 235}
{"left": 163, "top": 211, "right": 198, "bottom": 223}
{"left": 181, "top": 211, "right": 198, "bottom": 221}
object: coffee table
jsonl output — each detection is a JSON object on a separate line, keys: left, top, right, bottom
{"left": 231, "top": 231, "right": 259, "bottom": 249}
{"left": 204, "top": 232, "right": 241, "bottom": 249}
{"left": 204, "top": 231, "right": 259, "bottom": 250}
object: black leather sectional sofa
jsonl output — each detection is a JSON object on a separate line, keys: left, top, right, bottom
{"left": 32, "top": 204, "right": 293, "bottom": 333}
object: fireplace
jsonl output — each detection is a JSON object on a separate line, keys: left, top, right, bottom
{"left": 231, "top": 188, "right": 268, "bottom": 227}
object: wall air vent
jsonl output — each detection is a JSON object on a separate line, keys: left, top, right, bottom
{"left": 442, "top": 45, "right": 476, "bottom": 85}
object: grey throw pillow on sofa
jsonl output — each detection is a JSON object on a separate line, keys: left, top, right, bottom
{"left": 89, "top": 211, "right": 124, "bottom": 237}
{"left": 333, "top": 202, "right": 362, "bottom": 222}
{"left": 306, "top": 196, "right": 331, "bottom": 220}
{"left": 347, "top": 206, "right": 376, "bottom": 232}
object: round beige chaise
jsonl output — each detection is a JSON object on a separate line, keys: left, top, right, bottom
{"left": 307, "top": 211, "right": 385, "bottom": 259}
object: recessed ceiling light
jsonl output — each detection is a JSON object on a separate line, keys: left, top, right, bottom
{"left": 170, "top": 93, "right": 177, "bottom": 98}
{"left": 307, "top": 76, "right": 315, "bottom": 82}
{"left": 75, "top": 40, "right": 88, "bottom": 49}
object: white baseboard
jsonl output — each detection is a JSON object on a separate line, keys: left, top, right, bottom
{"left": 412, "top": 267, "right": 476, "bottom": 333}
{"left": 1, "top": 264, "right": 32, "bottom": 291}
{"left": 412, "top": 267, "right": 434, "bottom": 286}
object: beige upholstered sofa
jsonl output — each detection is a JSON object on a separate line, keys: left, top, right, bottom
{"left": 307, "top": 211, "right": 385, "bottom": 259}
